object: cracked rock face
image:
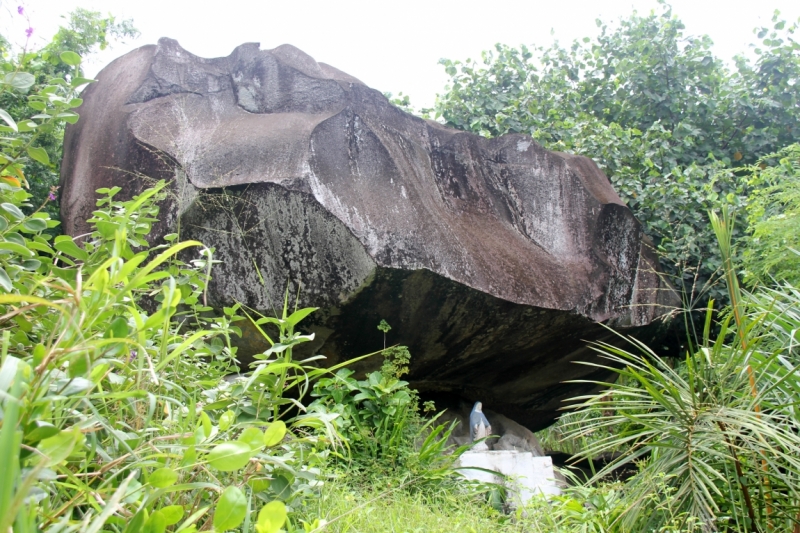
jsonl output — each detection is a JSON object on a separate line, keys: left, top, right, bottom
{"left": 60, "top": 39, "right": 677, "bottom": 430}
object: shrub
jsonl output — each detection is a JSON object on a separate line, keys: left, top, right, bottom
{"left": 0, "top": 177, "right": 338, "bottom": 531}
{"left": 1, "top": 7, "right": 138, "bottom": 218}
{"left": 560, "top": 207, "right": 800, "bottom": 532}
{"left": 309, "top": 343, "right": 463, "bottom": 485}
{"left": 742, "top": 143, "right": 800, "bottom": 286}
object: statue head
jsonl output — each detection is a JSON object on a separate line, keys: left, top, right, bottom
{"left": 473, "top": 401, "right": 483, "bottom": 412}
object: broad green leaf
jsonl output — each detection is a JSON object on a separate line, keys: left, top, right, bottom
{"left": 59, "top": 51, "right": 82, "bottom": 66}
{"left": 22, "top": 218, "right": 48, "bottom": 232}
{"left": 0, "top": 241, "right": 34, "bottom": 258}
{"left": 270, "top": 475, "right": 291, "bottom": 499}
{"left": 285, "top": 307, "right": 318, "bottom": 327}
{"left": 255, "top": 501, "right": 286, "bottom": 533}
{"left": 16, "top": 120, "right": 36, "bottom": 131}
{"left": 89, "top": 362, "right": 110, "bottom": 383}
{"left": 21, "top": 259, "right": 41, "bottom": 271}
{"left": 160, "top": 505, "right": 184, "bottom": 526}
{"left": 144, "top": 510, "right": 166, "bottom": 533}
{"left": 4, "top": 72, "right": 35, "bottom": 91}
{"left": 106, "top": 316, "right": 129, "bottom": 339}
{"left": 199, "top": 411, "right": 212, "bottom": 439}
{"left": 23, "top": 421, "right": 59, "bottom": 444}
{"left": 32, "top": 344, "right": 46, "bottom": 366}
{"left": 0, "top": 241, "right": 33, "bottom": 257}
{"left": 142, "top": 308, "right": 167, "bottom": 331}
{"left": 180, "top": 445, "right": 197, "bottom": 468}
{"left": 4, "top": 232, "right": 25, "bottom": 246}
{"left": 248, "top": 477, "right": 270, "bottom": 492}
{"left": 26, "top": 146, "right": 50, "bottom": 166}
{"left": 0, "top": 267, "right": 11, "bottom": 291}
{"left": 36, "top": 429, "right": 82, "bottom": 467}
{"left": 67, "top": 353, "right": 90, "bottom": 378}
{"left": 149, "top": 467, "right": 178, "bottom": 488}
{"left": 1, "top": 202, "right": 24, "bottom": 220}
{"left": 122, "top": 478, "right": 143, "bottom": 504}
{"left": 238, "top": 427, "right": 264, "bottom": 451}
{"left": 71, "top": 76, "right": 96, "bottom": 88}
{"left": 213, "top": 486, "right": 247, "bottom": 531}
{"left": 58, "top": 111, "right": 80, "bottom": 124}
{"left": 0, "top": 109, "right": 17, "bottom": 132}
{"left": 218, "top": 410, "right": 235, "bottom": 431}
{"left": 26, "top": 241, "right": 55, "bottom": 255}
{"left": 206, "top": 441, "right": 252, "bottom": 471}
{"left": 263, "top": 421, "right": 286, "bottom": 447}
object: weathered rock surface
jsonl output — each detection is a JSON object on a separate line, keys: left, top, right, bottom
{"left": 60, "top": 39, "right": 677, "bottom": 430}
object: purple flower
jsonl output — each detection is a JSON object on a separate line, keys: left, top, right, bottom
{"left": 17, "top": 6, "right": 24, "bottom": 15}
{"left": 48, "top": 192, "right": 56, "bottom": 201}
{"left": 25, "top": 27, "right": 33, "bottom": 38}
{"left": 128, "top": 349, "right": 138, "bottom": 362}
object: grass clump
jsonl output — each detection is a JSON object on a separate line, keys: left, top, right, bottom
{"left": 297, "top": 477, "right": 512, "bottom": 533}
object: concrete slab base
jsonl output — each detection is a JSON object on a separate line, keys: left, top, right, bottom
{"left": 456, "top": 450, "right": 561, "bottom": 507}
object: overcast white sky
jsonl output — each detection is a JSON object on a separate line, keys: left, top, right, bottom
{"left": 3, "top": 0, "right": 800, "bottom": 108}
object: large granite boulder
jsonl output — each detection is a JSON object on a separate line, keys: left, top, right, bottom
{"left": 60, "top": 39, "right": 676, "bottom": 430}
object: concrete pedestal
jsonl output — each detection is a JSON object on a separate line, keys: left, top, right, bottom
{"left": 456, "top": 450, "right": 561, "bottom": 507}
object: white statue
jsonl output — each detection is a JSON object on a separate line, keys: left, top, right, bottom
{"left": 470, "top": 401, "right": 492, "bottom": 451}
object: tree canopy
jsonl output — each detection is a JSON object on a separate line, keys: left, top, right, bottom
{"left": 0, "top": 8, "right": 138, "bottom": 216}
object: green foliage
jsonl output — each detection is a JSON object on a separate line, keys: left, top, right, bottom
{"left": 535, "top": 407, "right": 629, "bottom": 458}
{"left": 0, "top": 176, "right": 330, "bottom": 531}
{"left": 523, "top": 476, "right": 710, "bottom": 533}
{"left": 382, "top": 92, "right": 414, "bottom": 114}
{"left": 297, "top": 469, "right": 700, "bottom": 533}
{"left": 742, "top": 143, "right": 800, "bottom": 285}
{"left": 0, "top": 8, "right": 138, "bottom": 218}
{"left": 310, "top": 352, "right": 414, "bottom": 465}
{"left": 557, "top": 208, "right": 800, "bottom": 531}
{"left": 0, "top": 52, "right": 84, "bottom": 221}
{"left": 46, "top": 8, "right": 139, "bottom": 59}
{"left": 434, "top": 3, "right": 800, "bottom": 307}
{"left": 310, "top": 340, "right": 464, "bottom": 489}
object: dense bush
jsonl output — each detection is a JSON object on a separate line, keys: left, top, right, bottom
{"left": 553, "top": 208, "right": 800, "bottom": 532}
{"left": 741, "top": 143, "right": 800, "bottom": 285}
{"left": 0, "top": 7, "right": 137, "bottom": 218}
{"left": 309, "top": 328, "right": 467, "bottom": 491}
{"left": 0, "top": 171, "right": 358, "bottom": 531}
